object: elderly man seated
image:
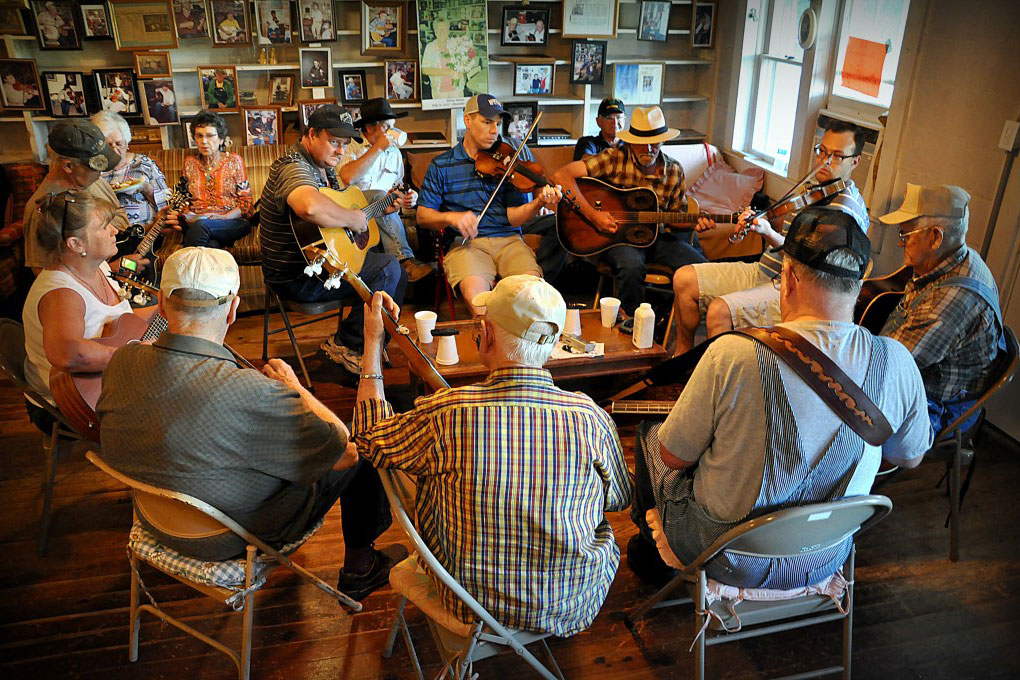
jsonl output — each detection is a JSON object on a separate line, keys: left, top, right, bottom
{"left": 626, "top": 208, "right": 933, "bottom": 587}
{"left": 878, "top": 184, "right": 1004, "bottom": 437}
{"left": 353, "top": 275, "right": 631, "bottom": 636}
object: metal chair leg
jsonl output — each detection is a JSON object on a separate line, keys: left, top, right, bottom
{"left": 695, "top": 571, "right": 707, "bottom": 680}
{"left": 949, "top": 430, "right": 962, "bottom": 562}
{"left": 842, "top": 547, "right": 855, "bottom": 680}
{"left": 129, "top": 551, "right": 141, "bottom": 662}
{"left": 239, "top": 545, "right": 256, "bottom": 680}
{"left": 262, "top": 286, "right": 272, "bottom": 362}
{"left": 38, "top": 422, "right": 60, "bottom": 555}
{"left": 277, "top": 298, "right": 314, "bottom": 391}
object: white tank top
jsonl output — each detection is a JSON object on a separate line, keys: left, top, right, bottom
{"left": 22, "top": 261, "right": 132, "bottom": 404}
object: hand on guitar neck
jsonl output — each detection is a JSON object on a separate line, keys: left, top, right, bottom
{"left": 697, "top": 208, "right": 784, "bottom": 249}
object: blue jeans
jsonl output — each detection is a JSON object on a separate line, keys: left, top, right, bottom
{"left": 272, "top": 250, "right": 406, "bottom": 352}
{"left": 184, "top": 217, "right": 252, "bottom": 249}
{"left": 363, "top": 190, "right": 414, "bottom": 261}
{"left": 602, "top": 232, "right": 707, "bottom": 315}
{"left": 928, "top": 396, "right": 980, "bottom": 439}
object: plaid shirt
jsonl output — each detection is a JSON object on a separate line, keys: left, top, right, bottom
{"left": 353, "top": 366, "right": 631, "bottom": 636}
{"left": 881, "top": 246, "right": 1001, "bottom": 402}
{"left": 583, "top": 145, "right": 687, "bottom": 212}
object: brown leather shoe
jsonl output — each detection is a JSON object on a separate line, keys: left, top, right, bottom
{"left": 401, "top": 258, "right": 436, "bottom": 283}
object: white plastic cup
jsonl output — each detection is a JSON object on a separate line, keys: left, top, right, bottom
{"left": 435, "top": 334, "right": 460, "bottom": 365}
{"left": 599, "top": 297, "right": 621, "bottom": 328}
{"left": 414, "top": 310, "right": 438, "bottom": 343}
{"left": 564, "top": 308, "right": 582, "bottom": 336}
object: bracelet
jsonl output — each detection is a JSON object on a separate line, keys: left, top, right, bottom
{"left": 359, "top": 374, "right": 384, "bottom": 381}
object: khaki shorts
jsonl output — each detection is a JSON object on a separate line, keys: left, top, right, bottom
{"left": 443, "top": 235, "right": 541, "bottom": 289}
{"left": 693, "top": 261, "right": 781, "bottom": 328}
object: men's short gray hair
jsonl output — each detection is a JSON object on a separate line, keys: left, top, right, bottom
{"left": 91, "top": 111, "right": 132, "bottom": 144}
{"left": 790, "top": 248, "right": 864, "bottom": 297}
{"left": 920, "top": 208, "right": 968, "bottom": 248}
{"left": 490, "top": 322, "right": 556, "bottom": 367}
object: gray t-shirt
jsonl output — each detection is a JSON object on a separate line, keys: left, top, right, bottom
{"left": 657, "top": 320, "right": 933, "bottom": 522}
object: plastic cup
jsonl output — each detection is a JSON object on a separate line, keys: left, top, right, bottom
{"left": 435, "top": 333, "right": 460, "bottom": 365}
{"left": 599, "top": 297, "right": 621, "bottom": 328}
{"left": 564, "top": 308, "right": 582, "bottom": 336}
{"left": 414, "top": 310, "right": 438, "bottom": 343}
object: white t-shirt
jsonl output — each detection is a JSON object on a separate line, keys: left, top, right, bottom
{"left": 657, "top": 320, "right": 933, "bottom": 522}
{"left": 338, "top": 137, "right": 403, "bottom": 193}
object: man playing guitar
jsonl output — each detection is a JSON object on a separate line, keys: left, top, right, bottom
{"left": 259, "top": 105, "right": 409, "bottom": 374}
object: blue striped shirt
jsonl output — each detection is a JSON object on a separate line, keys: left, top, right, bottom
{"left": 417, "top": 141, "right": 534, "bottom": 238}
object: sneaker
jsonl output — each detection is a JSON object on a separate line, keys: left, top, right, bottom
{"left": 401, "top": 258, "right": 436, "bottom": 283}
{"left": 626, "top": 534, "right": 678, "bottom": 588}
{"left": 618, "top": 317, "right": 634, "bottom": 335}
{"left": 336, "top": 544, "right": 409, "bottom": 601}
{"left": 320, "top": 337, "right": 362, "bottom": 374}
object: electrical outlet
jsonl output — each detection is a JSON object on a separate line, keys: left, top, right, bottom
{"left": 999, "top": 120, "right": 1020, "bottom": 152}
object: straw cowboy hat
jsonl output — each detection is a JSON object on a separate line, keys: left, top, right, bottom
{"left": 617, "top": 106, "right": 680, "bottom": 145}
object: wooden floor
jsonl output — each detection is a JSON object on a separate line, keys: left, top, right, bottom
{"left": 2, "top": 306, "right": 1020, "bottom": 679}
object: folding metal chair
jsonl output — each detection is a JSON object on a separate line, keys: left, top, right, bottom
{"left": 261, "top": 283, "right": 343, "bottom": 389}
{"left": 86, "top": 451, "right": 362, "bottom": 680}
{"left": 378, "top": 469, "right": 565, "bottom": 680}
{"left": 628, "top": 495, "right": 894, "bottom": 680}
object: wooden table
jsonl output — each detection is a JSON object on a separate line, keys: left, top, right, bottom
{"left": 409, "top": 310, "right": 666, "bottom": 389}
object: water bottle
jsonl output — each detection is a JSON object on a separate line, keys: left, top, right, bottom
{"left": 633, "top": 303, "right": 655, "bottom": 349}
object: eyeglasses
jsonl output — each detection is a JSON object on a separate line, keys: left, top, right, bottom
{"left": 897, "top": 224, "right": 938, "bottom": 244}
{"left": 813, "top": 144, "right": 858, "bottom": 162}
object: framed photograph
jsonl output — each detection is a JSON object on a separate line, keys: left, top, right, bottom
{"left": 172, "top": 0, "right": 209, "bottom": 39}
{"left": 338, "top": 70, "right": 367, "bottom": 104}
{"left": 346, "top": 105, "right": 362, "bottom": 125}
{"left": 140, "top": 78, "right": 178, "bottom": 125}
{"left": 182, "top": 120, "right": 197, "bottom": 148}
{"left": 133, "top": 51, "right": 172, "bottom": 78}
{"left": 42, "top": 71, "right": 88, "bottom": 117}
{"left": 300, "top": 47, "right": 331, "bottom": 88}
{"left": 513, "top": 62, "right": 554, "bottom": 97}
{"left": 243, "top": 106, "right": 281, "bottom": 145}
{"left": 638, "top": 0, "right": 670, "bottom": 42}
{"left": 503, "top": 101, "right": 538, "bottom": 145}
{"left": 297, "top": 0, "right": 336, "bottom": 42}
{"left": 613, "top": 62, "right": 663, "bottom": 105}
{"left": 0, "top": 59, "right": 43, "bottom": 110}
{"left": 570, "top": 40, "right": 606, "bottom": 85}
{"left": 108, "top": 1, "right": 177, "bottom": 50}
{"left": 500, "top": 6, "right": 549, "bottom": 47}
{"left": 80, "top": 3, "right": 113, "bottom": 40}
{"left": 561, "top": 0, "right": 619, "bottom": 40}
{"left": 197, "top": 65, "right": 239, "bottom": 111}
{"left": 298, "top": 97, "right": 337, "bottom": 128}
{"left": 692, "top": 1, "right": 715, "bottom": 48}
{"left": 94, "top": 68, "right": 140, "bottom": 115}
{"left": 385, "top": 60, "right": 418, "bottom": 102}
{"left": 29, "top": 0, "right": 83, "bottom": 50}
{"left": 0, "top": 3, "right": 28, "bottom": 36}
{"left": 209, "top": 0, "right": 250, "bottom": 45}
{"left": 255, "top": 0, "right": 291, "bottom": 45}
{"left": 362, "top": 2, "right": 404, "bottom": 56}
{"left": 268, "top": 73, "right": 295, "bottom": 106}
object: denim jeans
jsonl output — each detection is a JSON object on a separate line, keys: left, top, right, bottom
{"left": 521, "top": 213, "right": 567, "bottom": 284}
{"left": 363, "top": 189, "right": 414, "bottom": 261}
{"left": 183, "top": 217, "right": 252, "bottom": 249}
{"left": 602, "top": 233, "right": 707, "bottom": 315}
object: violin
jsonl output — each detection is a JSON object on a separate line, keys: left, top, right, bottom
{"left": 729, "top": 177, "right": 850, "bottom": 243}
{"left": 474, "top": 138, "right": 556, "bottom": 193}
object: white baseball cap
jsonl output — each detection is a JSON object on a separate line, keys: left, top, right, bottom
{"left": 471, "top": 275, "right": 566, "bottom": 345}
{"left": 161, "top": 247, "right": 240, "bottom": 306}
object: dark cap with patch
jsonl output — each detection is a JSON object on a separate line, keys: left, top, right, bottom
{"left": 779, "top": 207, "right": 871, "bottom": 280}
{"left": 48, "top": 120, "right": 120, "bottom": 172}
{"left": 598, "top": 98, "right": 625, "bottom": 117}
{"left": 306, "top": 104, "right": 364, "bottom": 142}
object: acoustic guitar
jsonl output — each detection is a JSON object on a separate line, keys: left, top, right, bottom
{"left": 854, "top": 265, "right": 911, "bottom": 334}
{"left": 556, "top": 177, "right": 740, "bottom": 256}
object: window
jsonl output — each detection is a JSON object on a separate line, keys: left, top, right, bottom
{"left": 830, "top": 0, "right": 911, "bottom": 110}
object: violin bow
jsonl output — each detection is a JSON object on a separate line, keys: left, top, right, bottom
{"left": 475, "top": 110, "right": 544, "bottom": 226}
{"left": 729, "top": 156, "right": 826, "bottom": 243}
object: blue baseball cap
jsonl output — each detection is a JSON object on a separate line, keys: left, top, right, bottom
{"left": 464, "top": 93, "right": 511, "bottom": 121}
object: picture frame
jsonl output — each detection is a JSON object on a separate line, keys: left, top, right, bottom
{"left": 268, "top": 73, "right": 295, "bottom": 106}
{"left": 500, "top": 6, "right": 549, "bottom": 47}
{"left": 297, "top": 0, "right": 337, "bottom": 43}
{"left": 513, "top": 61, "right": 554, "bottom": 97}
{"left": 613, "top": 62, "right": 663, "bottom": 105}
{"left": 242, "top": 105, "right": 282, "bottom": 145}
{"left": 182, "top": 120, "right": 197, "bottom": 148}
{"left": 338, "top": 70, "right": 368, "bottom": 104}
{"left": 561, "top": 0, "right": 619, "bottom": 40}
{"left": 80, "top": 3, "right": 113, "bottom": 40}
{"left": 637, "top": 0, "right": 670, "bottom": 42}
{"left": 0, "top": 59, "right": 44, "bottom": 110}
{"left": 108, "top": 1, "right": 177, "bottom": 51}
{"left": 41, "top": 71, "right": 88, "bottom": 117}
{"left": 133, "top": 51, "right": 172, "bottom": 78}
{"left": 0, "top": 3, "right": 28, "bottom": 36}
{"left": 172, "top": 0, "right": 209, "bottom": 39}
{"left": 385, "top": 60, "right": 418, "bottom": 102}
{"left": 140, "top": 77, "right": 179, "bottom": 125}
{"left": 208, "top": 0, "right": 250, "bottom": 45}
{"left": 503, "top": 101, "right": 538, "bottom": 145}
{"left": 570, "top": 40, "right": 607, "bottom": 85}
{"left": 93, "top": 68, "right": 141, "bottom": 115}
{"left": 255, "top": 0, "right": 292, "bottom": 45}
{"left": 692, "top": 1, "right": 715, "bottom": 48}
{"left": 197, "top": 65, "right": 239, "bottom": 111}
{"left": 299, "top": 47, "right": 332, "bottom": 88}
{"left": 29, "top": 0, "right": 83, "bottom": 50}
{"left": 298, "top": 97, "right": 337, "bottom": 128}
{"left": 362, "top": 2, "right": 405, "bottom": 55}
{"left": 346, "top": 105, "right": 362, "bottom": 125}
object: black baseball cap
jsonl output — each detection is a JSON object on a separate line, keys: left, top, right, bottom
{"left": 48, "top": 120, "right": 120, "bottom": 171}
{"left": 780, "top": 207, "right": 871, "bottom": 280}
{"left": 598, "top": 98, "right": 625, "bottom": 117}
{"left": 357, "top": 98, "right": 409, "bottom": 127}
{"left": 306, "top": 104, "right": 363, "bottom": 142}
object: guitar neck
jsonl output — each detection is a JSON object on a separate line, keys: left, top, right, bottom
{"left": 134, "top": 214, "right": 166, "bottom": 257}
{"left": 142, "top": 314, "right": 168, "bottom": 342}
{"left": 640, "top": 211, "right": 736, "bottom": 225}
{"left": 362, "top": 192, "right": 399, "bottom": 222}
{"left": 607, "top": 399, "right": 675, "bottom": 415}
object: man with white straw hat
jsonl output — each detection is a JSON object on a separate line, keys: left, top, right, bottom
{"left": 878, "top": 183, "right": 1003, "bottom": 436}
{"left": 553, "top": 106, "right": 707, "bottom": 332}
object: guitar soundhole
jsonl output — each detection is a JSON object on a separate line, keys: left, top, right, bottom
{"left": 627, "top": 191, "right": 657, "bottom": 211}
{"left": 627, "top": 225, "right": 656, "bottom": 245}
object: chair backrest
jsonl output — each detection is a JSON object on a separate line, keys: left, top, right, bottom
{"left": 939, "top": 324, "right": 1019, "bottom": 440}
{"left": 692, "top": 495, "right": 893, "bottom": 568}
{"left": 0, "top": 317, "right": 28, "bottom": 387}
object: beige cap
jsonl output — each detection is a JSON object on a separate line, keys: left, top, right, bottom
{"left": 879, "top": 183, "right": 970, "bottom": 224}
{"left": 471, "top": 275, "right": 566, "bottom": 345}
{"left": 161, "top": 247, "right": 240, "bottom": 306}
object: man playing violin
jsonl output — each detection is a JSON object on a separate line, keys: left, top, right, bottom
{"left": 553, "top": 106, "right": 707, "bottom": 331}
{"left": 670, "top": 120, "right": 869, "bottom": 356}
{"left": 416, "top": 94, "right": 563, "bottom": 317}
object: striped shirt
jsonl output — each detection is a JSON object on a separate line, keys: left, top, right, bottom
{"left": 417, "top": 141, "right": 534, "bottom": 238}
{"left": 583, "top": 145, "right": 688, "bottom": 212}
{"left": 259, "top": 143, "right": 337, "bottom": 286}
{"left": 758, "top": 179, "right": 869, "bottom": 278}
{"left": 353, "top": 366, "right": 632, "bottom": 636}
